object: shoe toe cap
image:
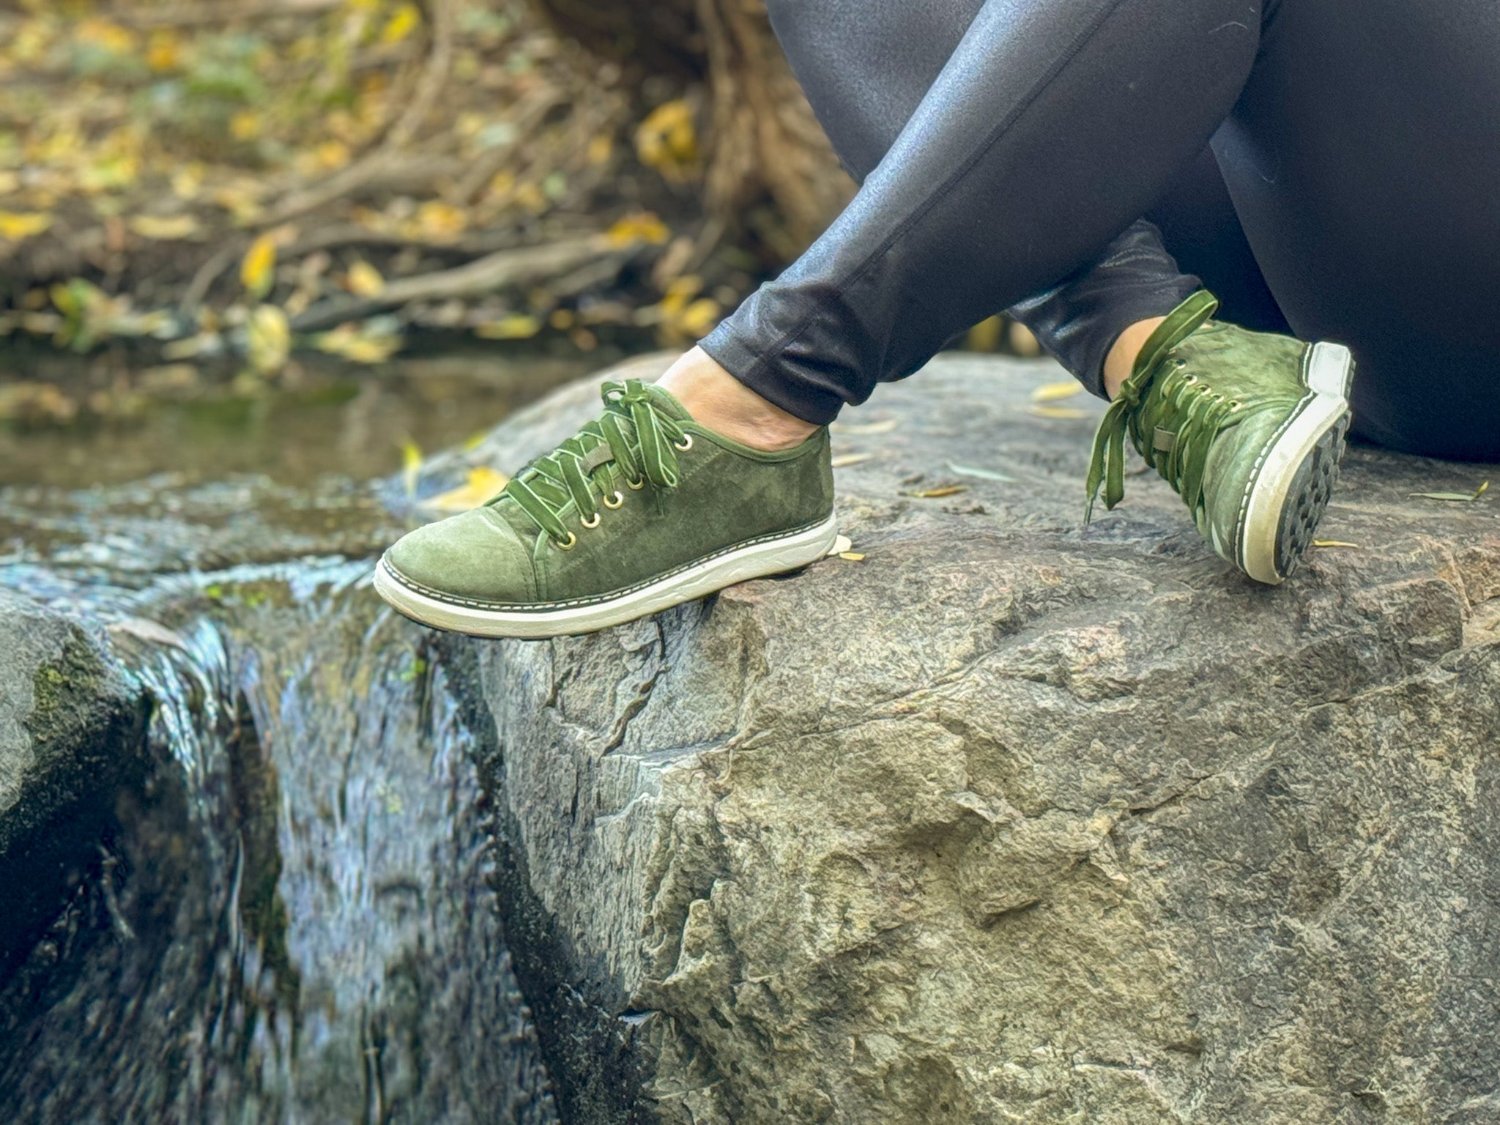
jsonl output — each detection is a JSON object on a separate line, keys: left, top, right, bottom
{"left": 383, "top": 508, "right": 537, "bottom": 604}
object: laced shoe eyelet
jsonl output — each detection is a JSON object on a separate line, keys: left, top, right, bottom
{"left": 602, "top": 490, "right": 624, "bottom": 509}
{"left": 554, "top": 532, "right": 578, "bottom": 551}
{"left": 625, "top": 476, "right": 646, "bottom": 490}
{"left": 580, "top": 511, "right": 601, "bottom": 529}
{"left": 673, "top": 433, "right": 693, "bottom": 452}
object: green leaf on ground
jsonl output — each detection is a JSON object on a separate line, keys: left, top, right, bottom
{"left": 1409, "top": 480, "right": 1489, "bottom": 502}
{"left": 946, "top": 461, "right": 1016, "bottom": 483}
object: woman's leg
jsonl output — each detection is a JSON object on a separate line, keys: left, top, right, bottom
{"left": 1211, "top": 0, "right": 1500, "bottom": 460}
{"left": 694, "top": 0, "right": 1265, "bottom": 424}
{"left": 755, "top": 0, "right": 1207, "bottom": 400}
{"left": 1144, "top": 144, "right": 1289, "bottom": 338}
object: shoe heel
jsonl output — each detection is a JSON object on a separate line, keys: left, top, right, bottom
{"left": 1307, "top": 341, "right": 1354, "bottom": 399}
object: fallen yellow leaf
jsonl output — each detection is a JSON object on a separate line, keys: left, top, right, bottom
{"left": 344, "top": 259, "right": 385, "bottom": 297}
{"left": 0, "top": 212, "right": 53, "bottom": 241}
{"left": 246, "top": 305, "right": 290, "bottom": 375}
{"left": 241, "top": 233, "right": 279, "bottom": 299}
{"left": 588, "top": 134, "right": 615, "bottom": 166}
{"left": 909, "top": 485, "right": 967, "bottom": 499}
{"left": 316, "top": 325, "right": 401, "bottom": 364}
{"left": 413, "top": 199, "right": 467, "bottom": 240}
{"left": 129, "top": 214, "right": 200, "bottom": 240}
{"left": 1313, "top": 540, "right": 1361, "bottom": 549}
{"left": 146, "top": 29, "right": 183, "bottom": 72}
{"left": 230, "top": 111, "right": 262, "bottom": 142}
{"left": 421, "top": 467, "right": 510, "bottom": 512}
{"left": 1028, "top": 404, "right": 1089, "bottom": 420}
{"left": 1030, "top": 381, "right": 1084, "bottom": 403}
{"left": 830, "top": 452, "right": 873, "bottom": 468}
{"left": 838, "top": 552, "right": 866, "bottom": 562}
{"left": 636, "top": 100, "right": 698, "bottom": 179}
{"left": 401, "top": 441, "right": 423, "bottom": 499}
{"left": 606, "top": 212, "right": 670, "bottom": 247}
{"left": 674, "top": 298, "right": 720, "bottom": 337}
{"left": 381, "top": 2, "right": 423, "bottom": 44}
{"left": 476, "top": 314, "right": 542, "bottom": 340}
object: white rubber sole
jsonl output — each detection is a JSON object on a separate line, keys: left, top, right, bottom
{"left": 374, "top": 513, "right": 842, "bottom": 638}
{"left": 1237, "top": 341, "right": 1355, "bottom": 584}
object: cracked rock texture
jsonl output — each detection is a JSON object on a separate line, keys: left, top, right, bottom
{"left": 433, "top": 354, "right": 1500, "bottom": 1123}
{"left": 0, "top": 589, "right": 149, "bottom": 972}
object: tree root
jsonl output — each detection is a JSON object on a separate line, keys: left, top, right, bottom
{"left": 288, "top": 235, "right": 616, "bottom": 331}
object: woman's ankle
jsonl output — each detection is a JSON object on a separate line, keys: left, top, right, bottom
{"left": 656, "top": 347, "right": 821, "bottom": 451}
{"left": 1103, "top": 316, "right": 1168, "bottom": 400}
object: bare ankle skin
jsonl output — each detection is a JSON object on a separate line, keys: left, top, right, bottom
{"left": 656, "top": 347, "right": 821, "bottom": 452}
{"left": 1103, "top": 316, "right": 1168, "bottom": 400}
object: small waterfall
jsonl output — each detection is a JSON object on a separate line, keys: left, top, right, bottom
{"left": 0, "top": 558, "right": 558, "bottom": 1123}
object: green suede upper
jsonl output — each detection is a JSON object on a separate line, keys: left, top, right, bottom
{"left": 1086, "top": 289, "right": 1319, "bottom": 563}
{"left": 385, "top": 379, "right": 834, "bottom": 609}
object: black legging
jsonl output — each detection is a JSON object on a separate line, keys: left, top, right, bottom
{"left": 699, "top": 0, "right": 1500, "bottom": 462}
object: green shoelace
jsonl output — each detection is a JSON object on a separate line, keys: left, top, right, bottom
{"left": 500, "top": 377, "right": 690, "bottom": 546}
{"left": 1084, "top": 290, "right": 1231, "bottom": 522}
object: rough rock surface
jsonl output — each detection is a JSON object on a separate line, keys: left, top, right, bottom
{"left": 0, "top": 589, "right": 148, "bottom": 970}
{"left": 435, "top": 354, "right": 1500, "bottom": 1124}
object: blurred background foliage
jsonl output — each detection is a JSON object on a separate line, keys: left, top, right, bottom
{"left": 0, "top": 0, "right": 1034, "bottom": 441}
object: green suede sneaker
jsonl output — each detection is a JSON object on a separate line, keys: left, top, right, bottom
{"left": 1085, "top": 290, "right": 1354, "bottom": 584}
{"left": 374, "top": 377, "right": 839, "bottom": 637}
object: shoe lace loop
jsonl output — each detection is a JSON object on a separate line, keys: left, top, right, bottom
{"left": 1084, "top": 291, "right": 1221, "bottom": 521}
{"left": 500, "top": 378, "right": 688, "bottom": 545}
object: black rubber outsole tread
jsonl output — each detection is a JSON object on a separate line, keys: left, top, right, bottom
{"left": 1272, "top": 412, "right": 1351, "bottom": 579}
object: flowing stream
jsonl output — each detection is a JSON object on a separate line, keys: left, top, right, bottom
{"left": 0, "top": 350, "right": 605, "bottom": 1121}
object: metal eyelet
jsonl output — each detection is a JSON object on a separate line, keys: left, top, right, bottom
{"left": 1183, "top": 374, "right": 1198, "bottom": 384}
{"left": 581, "top": 511, "right": 601, "bottom": 529}
{"left": 625, "top": 476, "right": 646, "bottom": 490}
{"left": 602, "top": 490, "right": 624, "bottom": 509}
{"left": 554, "top": 532, "right": 577, "bottom": 551}
{"left": 673, "top": 433, "right": 693, "bottom": 452}
{"left": 1174, "top": 359, "right": 1187, "bottom": 368}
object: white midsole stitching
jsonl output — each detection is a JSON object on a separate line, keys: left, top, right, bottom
{"left": 373, "top": 513, "right": 841, "bottom": 638}
{"left": 1239, "top": 342, "right": 1354, "bottom": 584}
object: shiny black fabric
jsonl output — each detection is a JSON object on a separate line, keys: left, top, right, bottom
{"left": 701, "top": 0, "right": 1500, "bottom": 461}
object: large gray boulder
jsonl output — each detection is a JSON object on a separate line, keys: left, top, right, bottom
{"left": 435, "top": 353, "right": 1499, "bottom": 1123}
{"left": 0, "top": 590, "right": 149, "bottom": 970}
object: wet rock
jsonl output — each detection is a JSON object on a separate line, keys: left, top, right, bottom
{"left": 0, "top": 589, "right": 148, "bottom": 972}
{"left": 444, "top": 353, "right": 1500, "bottom": 1123}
